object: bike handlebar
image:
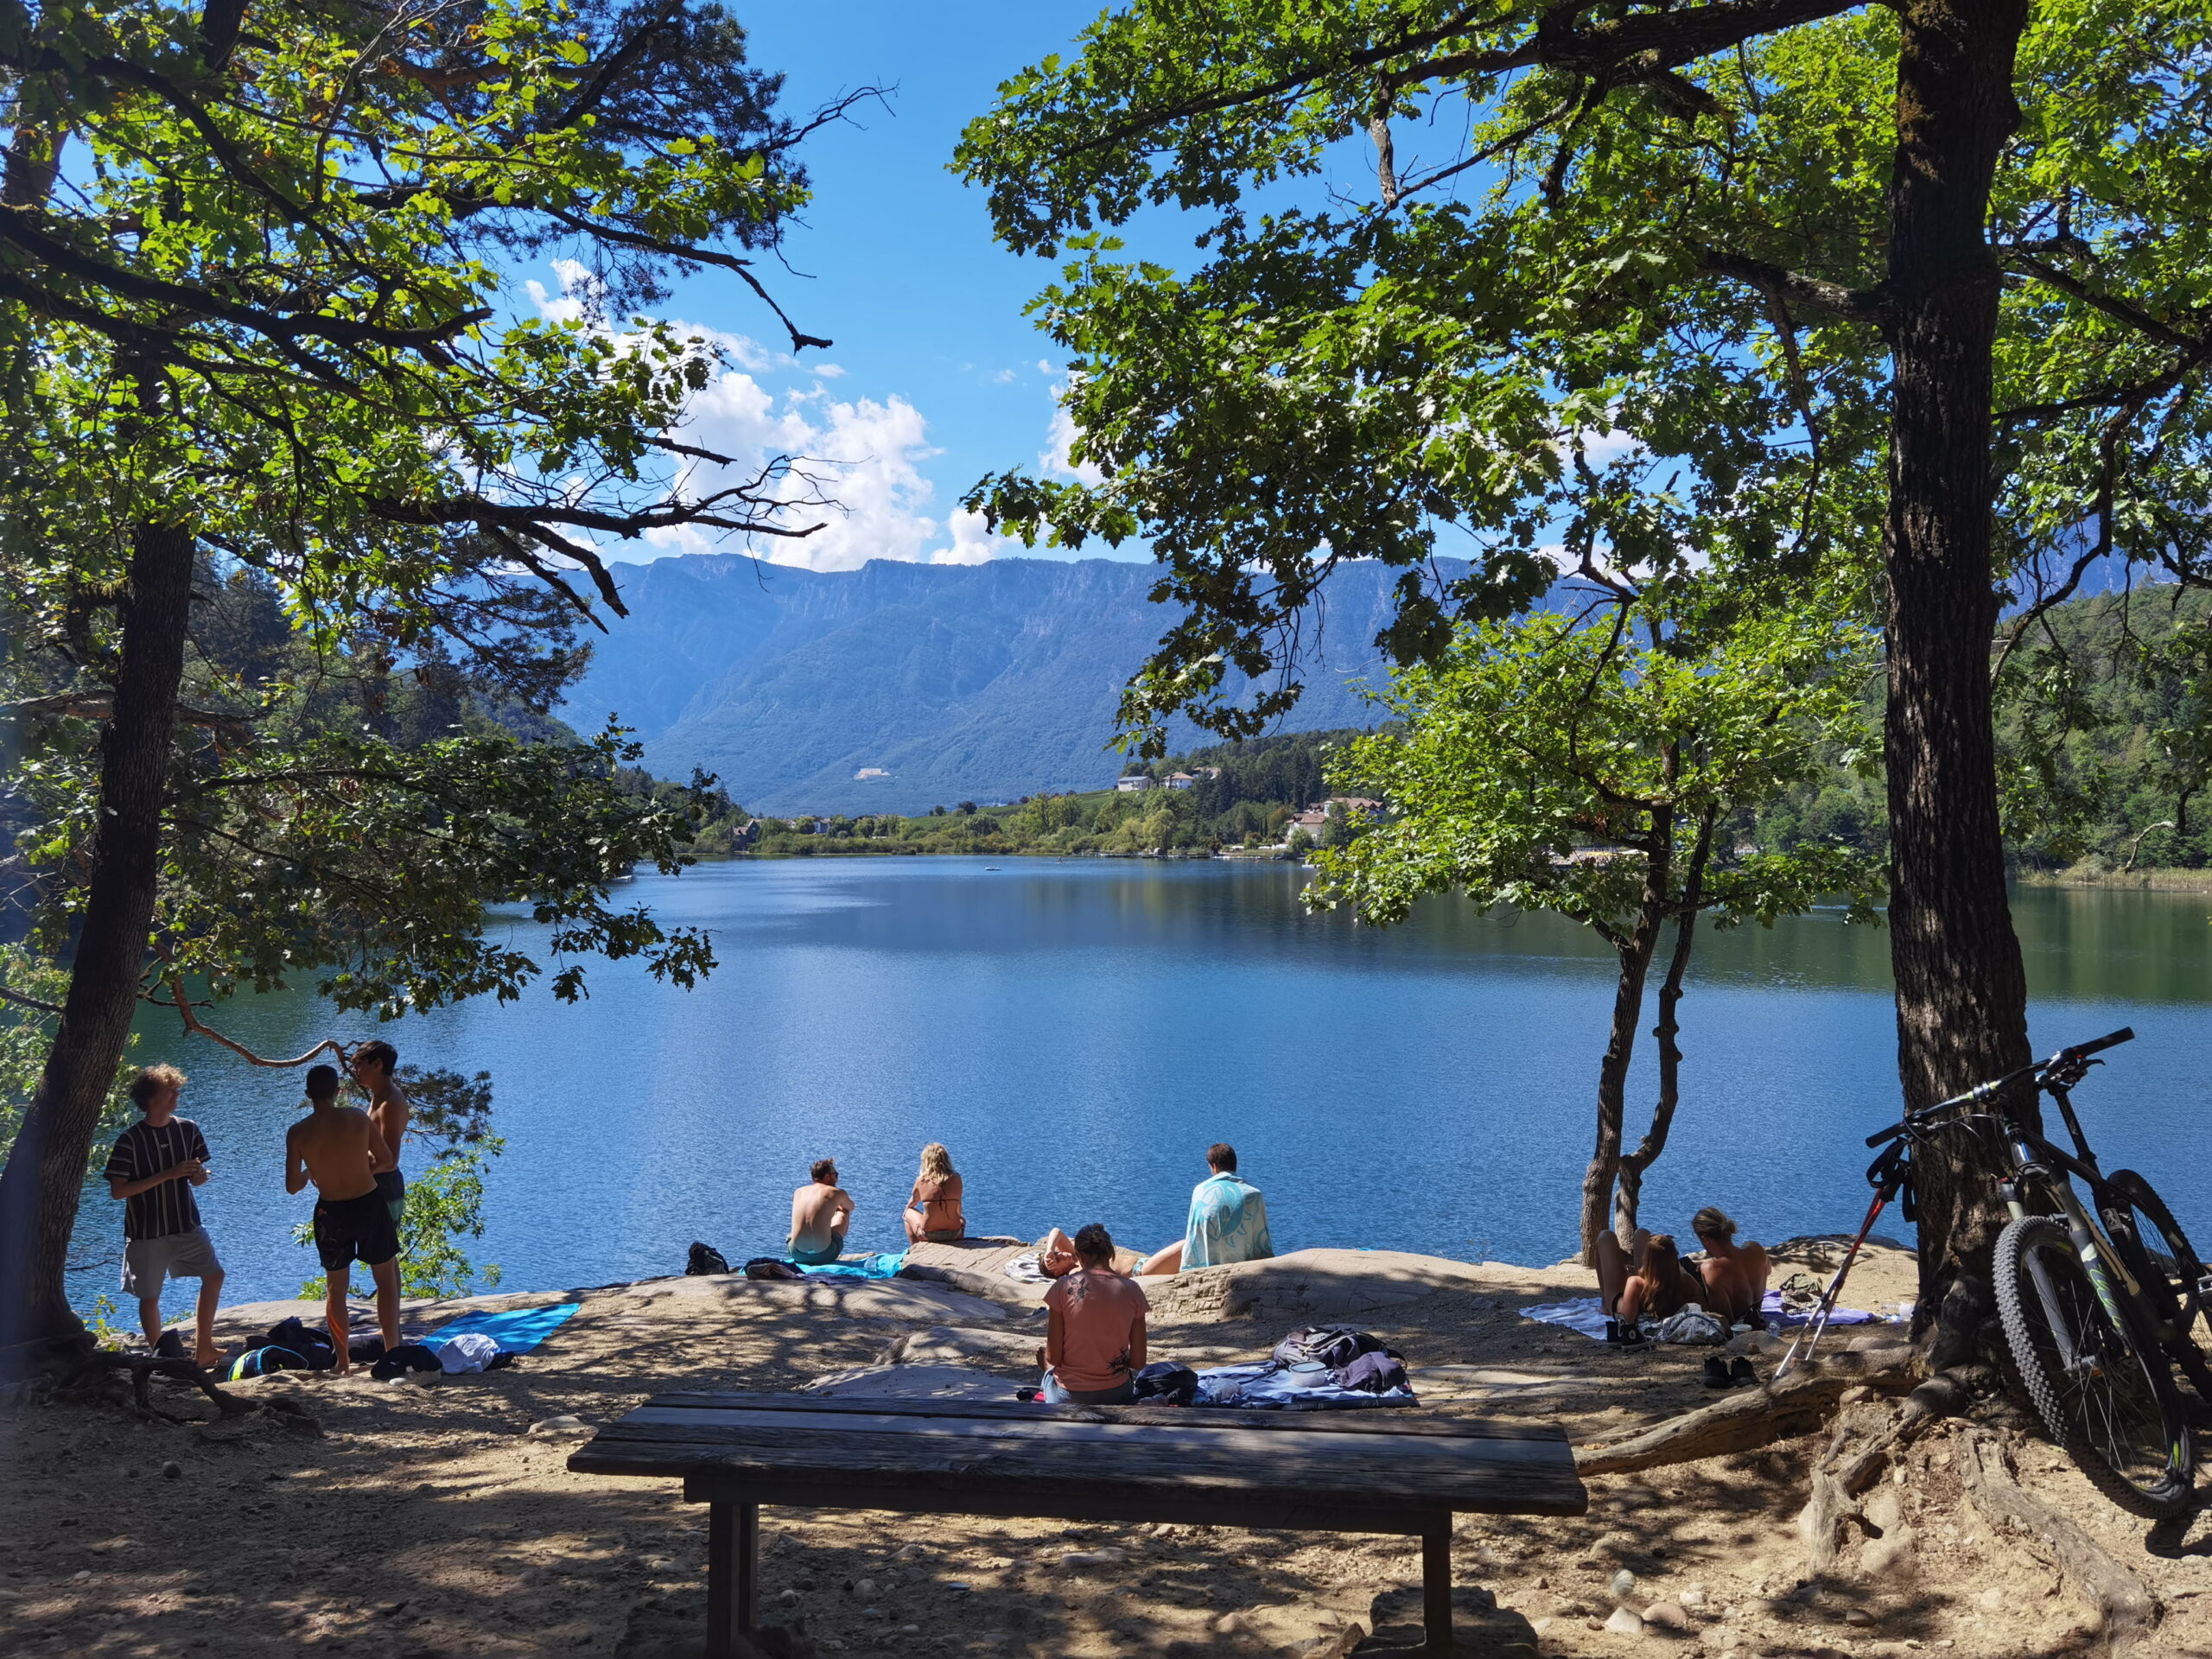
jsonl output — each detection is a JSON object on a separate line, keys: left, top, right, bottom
{"left": 1861, "top": 1027, "right": 2136, "bottom": 1147}
{"left": 2059, "top": 1027, "right": 2134, "bottom": 1060}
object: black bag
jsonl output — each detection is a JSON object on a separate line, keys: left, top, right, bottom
{"left": 686, "top": 1242, "right": 731, "bottom": 1276}
{"left": 1131, "top": 1362, "right": 1199, "bottom": 1406}
{"left": 1270, "top": 1325, "right": 1389, "bottom": 1371}
{"left": 264, "top": 1315, "right": 337, "bottom": 1370}
{"left": 742, "top": 1256, "right": 804, "bottom": 1281}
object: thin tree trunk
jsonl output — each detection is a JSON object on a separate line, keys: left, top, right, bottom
{"left": 0, "top": 518, "right": 194, "bottom": 1370}
{"left": 1580, "top": 925, "right": 1660, "bottom": 1264}
{"left": 1883, "top": 0, "right": 2035, "bottom": 1367}
{"left": 1613, "top": 815, "right": 1714, "bottom": 1239}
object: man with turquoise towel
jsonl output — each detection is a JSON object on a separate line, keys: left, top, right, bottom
{"left": 1138, "top": 1143, "right": 1273, "bottom": 1276}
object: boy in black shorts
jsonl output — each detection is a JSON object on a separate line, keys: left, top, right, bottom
{"left": 284, "top": 1065, "right": 401, "bottom": 1371}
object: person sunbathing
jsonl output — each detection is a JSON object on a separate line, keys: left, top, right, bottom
{"left": 902, "top": 1142, "right": 966, "bottom": 1244}
{"left": 788, "top": 1158, "right": 854, "bottom": 1265}
{"left": 1593, "top": 1230, "right": 1705, "bottom": 1343}
{"left": 1691, "top": 1205, "right": 1771, "bottom": 1325}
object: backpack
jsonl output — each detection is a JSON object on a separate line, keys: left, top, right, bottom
{"left": 742, "top": 1256, "right": 804, "bottom": 1281}
{"left": 686, "top": 1242, "right": 731, "bottom": 1276}
{"left": 263, "top": 1316, "right": 336, "bottom": 1370}
{"left": 1132, "top": 1362, "right": 1199, "bottom": 1406}
{"left": 225, "top": 1345, "right": 308, "bottom": 1381}
{"left": 1271, "top": 1325, "right": 1390, "bottom": 1370}
{"left": 1653, "top": 1307, "right": 1732, "bottom": 1345}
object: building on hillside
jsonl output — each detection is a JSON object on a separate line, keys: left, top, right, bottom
{"left": 1328, "top": 796, "right": 1384, "bottom": 814}
{"left": 1165, "top": 772, "right": 1198, "bottom": 789}
{"left": 1115, "top": 775, "right": 1155, "bottom": 792}
{"left": 854, "top": 767, "right": 889, "bottom": 780}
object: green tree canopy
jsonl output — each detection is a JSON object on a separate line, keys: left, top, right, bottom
{"left": 0, "top": 0, "right": 843, "bottom": 1363}
{"left": 1310, "top": 589, "right": 1879, "bottom": 1251}
{"left": 956, "top": 0, "right": 2212, "bottom": 1347}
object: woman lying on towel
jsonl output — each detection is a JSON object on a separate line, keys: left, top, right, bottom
{"left": 1593, "top": 1230, "right": 1705, "bottom": 1345}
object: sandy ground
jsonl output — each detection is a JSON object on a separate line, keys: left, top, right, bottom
{"left": 6, "top": 1239, "right": 2212, "bottom": 1659}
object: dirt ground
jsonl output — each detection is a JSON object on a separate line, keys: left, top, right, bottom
{"left": 6, "top": 1239, "right": 2212, "bottom": 1658}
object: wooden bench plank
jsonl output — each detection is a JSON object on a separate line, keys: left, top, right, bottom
{"left": 611, "top": 1406, "right": 1574, "bottom": 1471}
{"left": 569, "top": 1427, "right": 1586, "bottom": 1514}
{"left": 640, "top": 1390, "right": 1568, "bottom": 1441}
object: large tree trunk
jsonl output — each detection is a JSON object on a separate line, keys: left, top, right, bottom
{"left": 0, "top": 518, "right": 194, "bottom": 1370}
{"left": 1882, "top": 0, "right": 2036, "bottom": 1367}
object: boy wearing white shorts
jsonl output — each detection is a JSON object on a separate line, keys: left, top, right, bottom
{"left": 104, "top": 1065, "right": 225, "bottom": 1366}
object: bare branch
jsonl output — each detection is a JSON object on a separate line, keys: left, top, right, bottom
{"left": 0, "top": 983, "right": 65, "bottom": 1015}
{"left": 156, "top": 975, "right": 346, "bottom": 1068}
{"left": 1700, "top": 250, "right": 1888, "bottom": 326}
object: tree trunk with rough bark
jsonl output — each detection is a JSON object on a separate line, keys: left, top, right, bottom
{"left": 0, "top": 518, "right": 194, "bottom": 1371}
{"left": 1882, "top": 0, "right": 2036, "bottom": 1367}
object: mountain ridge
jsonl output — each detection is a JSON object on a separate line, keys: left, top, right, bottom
{"left": 563, "top": 555, "right": 1454, "bottom": 814}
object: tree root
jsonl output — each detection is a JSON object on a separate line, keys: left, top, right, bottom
{"left": 1577, "top": 1359, "right": 1914, "bottom": 1476}
{"left": 67, "top": 1351, "right": 251, "bottom": 1423}
{"left": 1959, "top": 1425, "right": 2160, "bottom": 1659}
{"left": 1799, "top": 1373, "right": 1971, "bottom": 1574}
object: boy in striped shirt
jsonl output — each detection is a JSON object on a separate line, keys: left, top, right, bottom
{"left": 104, "top": 1065, "right": 226, "bottom": 1366}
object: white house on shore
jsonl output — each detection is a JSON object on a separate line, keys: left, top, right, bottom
{"left": 1115, "top": 775, "right": 1155, "bottom": 792}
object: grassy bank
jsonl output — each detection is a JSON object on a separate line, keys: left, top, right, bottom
{"left": 2017, "top": 862, "right": 2212, "bottom": 893}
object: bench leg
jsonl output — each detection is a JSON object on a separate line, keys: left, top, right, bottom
{"left": 1421, "top": 1517, "right": 1452, "bottom": 1656}
{"left": 707, "top": 1500, "right": 759, "bottom": 1656}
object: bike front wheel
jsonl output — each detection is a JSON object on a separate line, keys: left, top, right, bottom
{"left": 2101, "top": 1168, "right": 2212, "bottom": 1403}
{"left": 1993, "top": 1214, "right": 2196, "bottom": 1519}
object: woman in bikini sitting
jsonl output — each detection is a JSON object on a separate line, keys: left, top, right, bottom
{"left": 1594, "top": 1230, "right": 1706, "bottom": 1344}
{"left": 902, "top": 1142, "right": 966, "bottom": 1244}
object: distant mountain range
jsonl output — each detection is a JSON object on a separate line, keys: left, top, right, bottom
{"left": 562, "top": 555, "right": 1459, "bottom": 815}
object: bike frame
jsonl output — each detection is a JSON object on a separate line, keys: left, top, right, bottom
{"left": 1980, "top": 1082, "right": 2150, "bottom": 1366}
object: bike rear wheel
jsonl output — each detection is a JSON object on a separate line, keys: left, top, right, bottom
{"left": 2101, "top": 1169, "right": 2212, "bottom": 1403}
{"left": 1993, "top": 1214, "right": 2196, "bottom": 1519}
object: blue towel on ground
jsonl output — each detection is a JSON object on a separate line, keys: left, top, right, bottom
{"left": 800, "top": 1251, "right": 907, "bottom": 1281}
{"left": 422, "top": 1301, "right": 582, "bottom": 1354}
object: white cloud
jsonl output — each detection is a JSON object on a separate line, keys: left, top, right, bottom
{"left": 518, "top": 264, "right": 1005, "bottom": 569}
{"left": 1036, "top": 359, "right": 1054, "bottom": 376}
{"left": 1040, "top": 385, "right": 1105, "bottom": 486}
{"left": 937, "top": 509, "right": 1015, "bottom": 565}
{"left": 991, "top": 367, "right": 1018, "bottom": 385}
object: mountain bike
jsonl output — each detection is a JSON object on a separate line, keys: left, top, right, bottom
{"left": 1860, "top": 1027, "right": 2211, "bottom": 1518}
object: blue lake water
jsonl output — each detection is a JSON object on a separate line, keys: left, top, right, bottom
{"left": 68, "top": 858, "right": 2212, "bottom": 1312}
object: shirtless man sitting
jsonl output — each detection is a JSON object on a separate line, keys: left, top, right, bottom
{"left": 789, "top": 1158, "right": 854, "bottom": 1265}
{"left": 1691, "top": 1205, "right": 1771, "bottom": 1325}
{"left": 285, "top": 1064, "right": 401, "bottom": 1373}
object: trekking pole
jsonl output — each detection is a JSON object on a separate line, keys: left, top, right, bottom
{"left": 1774, "top": 1144, "right": 1910, "bottom": 1381}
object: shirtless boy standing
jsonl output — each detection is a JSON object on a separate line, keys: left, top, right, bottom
{"left": 788, "top": 1159, "right": 854, "bottom": 1265}
{"left": 286, "top": 1064, "right": 400, "bottom": 1371}
{"left": 351, "top": 1039, "right": 410, "bottom": 1226}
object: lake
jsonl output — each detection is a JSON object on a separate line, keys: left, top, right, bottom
{"left": 68, "top": 859, "right": 2212, "bottom": 1313}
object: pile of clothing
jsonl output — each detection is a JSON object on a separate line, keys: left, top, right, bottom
{"left": 1131, "top": 1325, "right": 1416, "bottom": 1411}
{"left": 217, "top": 1315, "right": 450, "bottom": 1382}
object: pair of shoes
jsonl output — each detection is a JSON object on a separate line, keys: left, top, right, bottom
{"left": 1701, "top": 1356, "right": 1763, "bottom": 1389}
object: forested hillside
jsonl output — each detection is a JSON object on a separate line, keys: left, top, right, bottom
{"left": 1748, "top": 583, "right": 2212, "bottom": 874}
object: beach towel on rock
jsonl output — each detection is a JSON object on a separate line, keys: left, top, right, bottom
{"left": 800, "top": 1251, "right": 906, "bottom": 1281}
{"left": 1762, "top": 1288, "right": 1883, "bottom": 1327}
{"left": 1183, "top": 1173, "right": 1273, "bottom": 1270}
{"left": 422, "top": 1300, "right": 581, "bottom": 1356}
{"left": 1519, "top": 1298, "right": 1615, "bottom": 1339}
{"left": 1004, "top": 1251, "right": 1052, "bottom": 1284}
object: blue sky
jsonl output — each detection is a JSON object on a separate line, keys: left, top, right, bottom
{"left": 580, "top": 4, "right": 1118, "bottom": 569}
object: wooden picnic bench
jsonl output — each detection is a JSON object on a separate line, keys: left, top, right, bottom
{"left": 569, "top": 1391, "right": 1587, "bottom": 1656}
